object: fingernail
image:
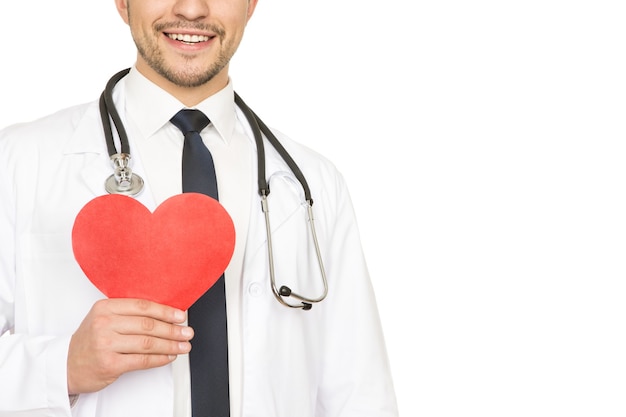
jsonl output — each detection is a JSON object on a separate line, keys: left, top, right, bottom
{"left": 174, "top": 310, "right": 185, "bottom": 322}
{"left": 181, "top": 326, "right": 193, "bottom": 338}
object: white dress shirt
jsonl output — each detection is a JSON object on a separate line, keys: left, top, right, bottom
{"left": 123, "top": 67, "right": 252, "bottom": 417}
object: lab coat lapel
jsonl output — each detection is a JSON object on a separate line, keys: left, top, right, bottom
{"left": 236, "top": 108, "right": 302, "bottom": 254}
{"left": 248, "top": 144, "right": 304, "bottom": 256}
{"left": 61, "top": 102, "right": 111, "bottom": 198}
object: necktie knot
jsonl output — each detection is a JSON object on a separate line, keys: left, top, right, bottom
{"left": 175, "top": 108, "right": 218, "bottom": 199}
{"left": 170, "top": 109, "right": 210, "bottom": 135}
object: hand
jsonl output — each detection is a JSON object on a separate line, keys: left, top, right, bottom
{"left": 67, "top": 298, "right": 194, "bottom": 394}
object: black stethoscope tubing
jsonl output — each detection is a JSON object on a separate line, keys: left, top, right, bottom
{"left": 100, "top": 68, "right": 132, "bottom": 156}
{"left": 233, "top": 92, "right": 313, "bottom": 204}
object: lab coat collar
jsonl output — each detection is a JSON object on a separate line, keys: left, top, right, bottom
{"left": 61, "top": 101, "right": 106, "bottom": 156}
{"left": 60, "top": 101, "right": 109, "bottom": 199}
{"left": 235, "top": 106, "right": 308, "bottom": 254}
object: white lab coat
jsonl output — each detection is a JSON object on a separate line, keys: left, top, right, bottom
{"left": 0, "top": 92, "right": 398, "bottom": 417}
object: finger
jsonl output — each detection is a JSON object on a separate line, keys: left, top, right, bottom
{"left": 80, "top": 351, "right": 182, "bottom": 381}
{"left": 117, "top": 352, "right": 182, "bottom": 373}
{"left": 114, "top": 316, "right": 194, "bottom": 342}
{"left": 94, "top": 298, "right": 187, "bottom": 324}
{"left": 112, "top": 334, "right": 192, "bottom": 356}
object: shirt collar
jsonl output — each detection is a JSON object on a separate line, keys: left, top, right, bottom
{"left": 124, "top": 66, "right": 236, "bottom": 144}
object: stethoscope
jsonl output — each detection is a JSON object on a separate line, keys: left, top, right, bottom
{"left": 99, "top": 68, "right": 328, "bottom": 310}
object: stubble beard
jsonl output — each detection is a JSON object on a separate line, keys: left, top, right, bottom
{"left": 133, "top": 22, "right": 235, "bottom": 88}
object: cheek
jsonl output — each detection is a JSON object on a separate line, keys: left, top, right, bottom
{"left": 126, "top": 2, "right": 163, "bottom": 32}
{"left": 227, "top": 14, "right": 250, "bottom": 39}
{"left": 219, "top": 2, "right": 252, "bottom": 29}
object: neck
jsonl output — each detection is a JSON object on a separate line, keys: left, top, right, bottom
{"left": 135, "top": 62, "right": 230, "bottom": 107}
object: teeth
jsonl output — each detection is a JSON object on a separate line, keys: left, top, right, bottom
{"left": 167, "top": 33, "right": 210, "bottom": 43}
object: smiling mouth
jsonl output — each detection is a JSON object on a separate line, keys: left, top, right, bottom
{"left": 166, "top": 33, "right": 212, "bottom": 44}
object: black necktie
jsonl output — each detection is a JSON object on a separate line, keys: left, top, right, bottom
{"left": 170, "top": 109, "right": 230, "bottom": 417}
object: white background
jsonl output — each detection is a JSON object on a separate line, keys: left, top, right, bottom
{"left": 2, "top": 1, "right": 626, "bottom": 416}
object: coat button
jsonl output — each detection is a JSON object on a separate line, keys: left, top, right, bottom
{"left": 248, "top": 282, "right": 262, "bottom": 297}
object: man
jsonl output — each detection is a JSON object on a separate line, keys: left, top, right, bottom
{"left": 0, "top": 0, "right": 398, "bottom": 416}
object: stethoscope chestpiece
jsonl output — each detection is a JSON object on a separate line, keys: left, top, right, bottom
{"left": 104, "top": 153, "right": 144, "bottom": 196}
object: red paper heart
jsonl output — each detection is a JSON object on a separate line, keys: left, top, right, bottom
{"left": 71, "top": 193, "right": 235, "bottom": 310}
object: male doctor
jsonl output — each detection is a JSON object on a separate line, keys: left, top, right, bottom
{"left": 0, "top": 0, "right": 398, "bottom": 416}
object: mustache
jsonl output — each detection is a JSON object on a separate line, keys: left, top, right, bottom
{"left": 155, "top": 21, "right": 225, "bottom": 38}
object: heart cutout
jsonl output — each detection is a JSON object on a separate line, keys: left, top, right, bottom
{"left": 72, "top": 193, "right": 235, "bottom": 310}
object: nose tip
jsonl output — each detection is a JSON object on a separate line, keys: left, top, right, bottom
{"left": 172, "top": 0, "right": 210, "bottom": 21}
